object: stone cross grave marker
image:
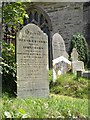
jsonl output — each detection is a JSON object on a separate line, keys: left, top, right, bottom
{"left": 52, "top": 33, "right": 69, "bottom": 59}
{"left": 16, "top": 23, "right": 49, "bottom": 98}
{"left": 71, "top": 48, "right": 78, "bottom": 61}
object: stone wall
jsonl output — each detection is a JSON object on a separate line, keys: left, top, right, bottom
{"left": 28, "top": 2, "right": 84, "bottom": 52}
{"left": 83, "top": 2, "right": 90, "bottom": 49}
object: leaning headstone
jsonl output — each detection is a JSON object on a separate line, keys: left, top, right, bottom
{"left": 17, "top": 23, "right": 49, "bottom": 98}
{"left": 52, "top": 56, "right": 71, "bottom": 82}
{"left": 71, "top": 48, "right": 78, "bottom": 61}
{"left": 52, "top": 33, "right": 68, "bottom": 59}
{"left": 72, "top": 61, "right": 85, "bottom": 73}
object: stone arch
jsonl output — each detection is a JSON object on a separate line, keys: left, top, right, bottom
{"left": 24, "top": 5, "right": 53, "bottom": 68}
{"left": 26, "top": 5, "right": 52, "bottom": 31}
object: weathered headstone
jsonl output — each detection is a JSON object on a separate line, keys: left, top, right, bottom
{"left": 71, "top": 48, "right": 78, "bottom": 61}
{"left": 72, "top": 61, "right": 85, "bottom": 73}
{"left": 52, "top": 56, "right": 71, "bottom": 82}
{"left": 17, "top": 23, "right": 49, "bottom": 98}
{"left": 63, "top": 51, "right": 69, "bottom": 59}
{"left": 52, "top": 33, "right": 68, "bottom": 59}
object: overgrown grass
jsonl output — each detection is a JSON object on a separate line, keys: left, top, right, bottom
{"left": 1, "top": 71, "right": 89, "bottom": 119}
{"left": 1, "top": 93, "right": 88, "bottom": 119}
{"left": 49, "top": 72, "right": 88, "bottom": 99}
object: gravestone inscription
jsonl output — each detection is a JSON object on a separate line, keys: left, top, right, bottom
{"left": 52, "top": 33, "right": 68, "bottom": 59}
{"left": 17, "top": 23, "right": 49, "bottom": 98}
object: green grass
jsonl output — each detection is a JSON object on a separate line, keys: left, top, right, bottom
{"left": 1, "top": 93, "right": 88, "bottom": 119}
{"left": 49, "top": 72, "right": 88, "bottom": 99}
{"left": 1, "top": 71, "right": 89, "bottom": 119}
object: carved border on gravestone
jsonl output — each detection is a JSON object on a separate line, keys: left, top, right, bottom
{"left": 16, "top": 23, "right": 49, "bottom": 98}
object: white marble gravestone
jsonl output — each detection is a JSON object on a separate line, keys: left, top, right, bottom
{"left": 16, "top": 23, "right": 49, "bottom": 98}
{"left": 52, "top": 56, "right": 71, "bottom": 82}
{"left": 71, "top": 48, "right": 85, "bottom": 73}
{"left": 52, "top": 33, "right": 69, "bottom": 59}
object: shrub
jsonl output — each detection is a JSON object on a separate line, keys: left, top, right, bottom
{"left": 69, "top": 33, "right": 89, "bottom": 66}
{"left": 1, "top": 41, "right": 16, "bottom": 96}
{"left": 50, "top": 73, "right": 88, "bottom": 99}
{"left": 48, "top": 69, "right": 53, "bottom": 87}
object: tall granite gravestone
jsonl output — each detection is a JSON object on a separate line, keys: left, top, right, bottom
{"left": 16, "top": 23, "right": 49, "bottom": 98}
{"left": 52, "top": 33, "right": 69, "bottom": 59}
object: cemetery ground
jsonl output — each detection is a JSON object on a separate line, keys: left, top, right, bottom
{"left": 1, "top": 3, "right": 90, "bottom": 119}
{"left": 1, "top": 71, "right": 89, "bottom": 119}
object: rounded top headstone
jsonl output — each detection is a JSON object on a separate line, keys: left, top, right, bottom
{"left": 18, "top": 23, "right": 47, "bottom": 39}
{"left": 52, "top": 33, "right": 67, "bottom": 59}
{"left": 52, "top": 33, "right": 65, "bottom": 47}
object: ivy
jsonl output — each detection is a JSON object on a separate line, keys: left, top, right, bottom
{"left": 3, "top": 2, "right": 28, "bottom": 26}
{"left": 1, "top": 41, "right": 16, "bottom": 96}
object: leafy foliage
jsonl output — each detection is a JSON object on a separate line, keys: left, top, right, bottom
{"left": 1, "top": 94, "right": 88, "bottom": 119}
{"left": 69, "top": 33, "right": 89, "bottom": 66}
{"left": 48, "top": 69, "right": 53, "bottom": 83}
{"left": 1, "top": 41, "right": 16, "bottom": 96}
{"left": 3, "top": 2, "right": 28, "bottom": 26}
